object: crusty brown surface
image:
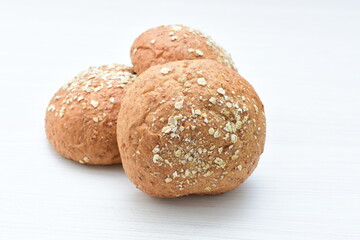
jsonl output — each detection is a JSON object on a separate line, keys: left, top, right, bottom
{"left": 45, "top": 64, "right": 136, "bottom": 165}
{"left": 130, "top": 24, "right": 236, "bottom": 74}
{"left": 117, "top": 59, "right": 266, "bottom": 198}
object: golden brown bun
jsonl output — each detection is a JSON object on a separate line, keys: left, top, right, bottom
{"left": 45, "top": 64, "right": 136, "bottom": 165}
{"left": 117, "top": 60, "right": 265, "bottom": 198}
{"left": 130, "top": 24, "right": 236, "bottom": 74}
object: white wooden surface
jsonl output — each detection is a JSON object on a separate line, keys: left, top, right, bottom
{"left": 0, "top": 0, "right": 359, "bottom": 239}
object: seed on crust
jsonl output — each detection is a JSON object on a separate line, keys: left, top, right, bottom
{"left": 195, "top": 49, "right": 204, "bottom": 56}
{"left": 160, "top": 67, "right": 171, "bottom": 74}
{"left": 217, "top": 88, "right": 226, "bottom": 95}
{"left": 90, "top": 100, "right": 99, "bottom": 108}
{"left": 197, "top": 78, "right": 207, "bottom": 86}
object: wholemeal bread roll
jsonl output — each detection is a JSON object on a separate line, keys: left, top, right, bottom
{"left": 45, "top": 64, "right": 136, "bottom": 165}
{"left": 130, "top": 24, "right": 236, "bottom": 74}
{"left": 117, "top": 60, "right": 265, "bottom": 198}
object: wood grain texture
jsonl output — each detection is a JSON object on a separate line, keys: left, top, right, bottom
{"left": 0, "top": 0, "right": 359, "bottom": 239}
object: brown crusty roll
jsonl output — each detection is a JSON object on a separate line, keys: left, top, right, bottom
{"left": 117, "top": 59, "right": 266, "bottom": 198}
{"left": 130, "top": 24, "right": 236, "bottom": 74}
{"left": 45, "top": 64, "right": 136, "bottom": 165}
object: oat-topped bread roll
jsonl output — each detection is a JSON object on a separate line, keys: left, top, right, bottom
{"left": 45, "top": 64, "right": 136, "bottom": 165}
{"left": 130, "top": 24, "right": 236, "bottom": 74}
{"left": 117, "top": 60, "right": 265, "bottom": 198}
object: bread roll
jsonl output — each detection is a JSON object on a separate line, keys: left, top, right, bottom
{"left": 130, "top": 24, "right": 236, "bottom": 74}
{"left": 117, "top": 60, "right": 265, "bottom": 197}
{"left": 45, "top": 64, "right": 136, "bottom": 165}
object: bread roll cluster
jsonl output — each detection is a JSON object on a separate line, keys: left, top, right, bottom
{"left": 45, "top": 25, "right": 266, "bottom": 198}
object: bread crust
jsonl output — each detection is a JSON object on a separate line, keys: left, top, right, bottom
{"left": 130, "top": 25, "right": 236, "bottom": 74}
{"left": 45, "top": 64, "right": 136, "bottom": 165}
{"left": 117, "top": 60, "right": 265, "bottom": 197}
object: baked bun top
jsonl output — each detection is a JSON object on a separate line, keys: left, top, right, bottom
{"left": 45, "top": 64, "right": 136, "bottom": 165}
{"left": 130, "top": 24, "right": 236, "bottom": 74}
{"left": 117, "top": 60, "right": 265, "bottom": 197}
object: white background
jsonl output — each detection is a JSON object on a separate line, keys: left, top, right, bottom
{"left": 0, "top": 0, "right": 359, "bottom": 239}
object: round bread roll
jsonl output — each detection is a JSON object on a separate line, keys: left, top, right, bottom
{"left": 117, "top": 60, "right": 265, "bottom": 198}
{"left": 45, "top": 64, "right": 136, "bottom": 165}
{"left": 130, "top": 24, "right": 236, "bottom": 74}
